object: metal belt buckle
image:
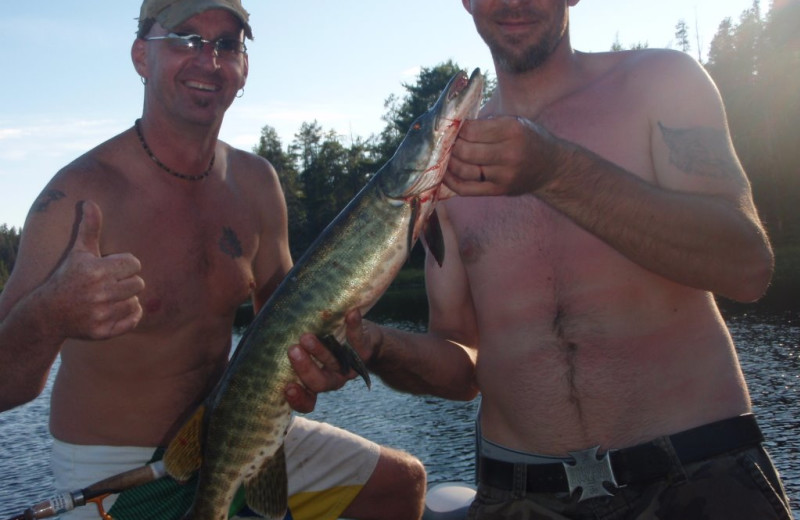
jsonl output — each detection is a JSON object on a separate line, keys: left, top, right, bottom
{"left": 562, "top": 446, "right": 618, "bottom": 501}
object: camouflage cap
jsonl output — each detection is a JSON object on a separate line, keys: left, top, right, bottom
{"left": 138, "top": 0, "right": 252, "bottom": 39}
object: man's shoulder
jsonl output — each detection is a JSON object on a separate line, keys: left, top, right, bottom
{"left": 222, "top": 140, "right": 261, "bottom": 161}
{"left": 579, "top": 48, "right": 712, "bottom": 109}
{"left": 582, "top": 47, "right": 699, "bottom": 77}
{"left": 56, "top": 130, "right": 131, "bottom": 181}
{"left": 220, "top": 141, "right": 276, "bottom": 176}
{"left": 605, "top": 48, "right": 706, "bottom": 85}
{"left": 217, "top": 142, "right": 283, "bottom": 201}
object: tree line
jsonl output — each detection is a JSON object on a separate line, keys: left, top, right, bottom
{"left": 253, "top": 60, "right": 479, "bottom": 263}
{"left": 1, "top": 0, "right": 797, "bottom": 290}
{"left": 704, "top": 1, "right": 800, "bottom": 246}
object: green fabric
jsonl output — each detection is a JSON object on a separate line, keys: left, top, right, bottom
{"left": 106, "top": 448, "right": 247, "bottom": 520}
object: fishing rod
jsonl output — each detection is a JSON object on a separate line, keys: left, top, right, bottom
{"left": 4, "top": 461, "right": 166, "bottom": 520}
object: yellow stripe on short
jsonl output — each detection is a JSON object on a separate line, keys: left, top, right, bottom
{"left": 288, "top": 485, "right": 363, "bottom": 520}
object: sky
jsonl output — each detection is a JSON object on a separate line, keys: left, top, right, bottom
{"left": 0, "top": 0, "right": 762, "bottom": 230}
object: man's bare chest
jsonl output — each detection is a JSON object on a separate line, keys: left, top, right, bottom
{"left": 450, "top": 195, "right": 589, "bottom": 265}
{"left": 106, "top": 216, "right": 257, "bottom": 329}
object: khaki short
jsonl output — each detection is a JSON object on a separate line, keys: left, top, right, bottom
{"left": 52, "top": 416, "right": 381, "bottom": 520}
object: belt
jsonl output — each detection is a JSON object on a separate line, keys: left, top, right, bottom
{"left": 478, "top": 414, "right": 763, "bottom": 501}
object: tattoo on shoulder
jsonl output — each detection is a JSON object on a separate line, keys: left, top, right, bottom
{"left": 33, "top": 189, "right": 66, "bottom": 213}
{"left": 658, "top": 122, "right": 743, "bottom": 183}
{"left": 219, "top": 226, "right": 243, "bottom": 258}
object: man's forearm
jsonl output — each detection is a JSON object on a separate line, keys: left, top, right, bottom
{"left": 0, "top": 290, "right": 64, "bottom": 411}
{"left": 538, "top": 141, "right": 773, "bottom": 301}
{"left": 366, "top": 324, "right": 479, "bottom": 401}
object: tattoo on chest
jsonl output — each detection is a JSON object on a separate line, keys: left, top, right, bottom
{"left": 33, "top": 189, "right": 66, "bottom": 213}
{"left": 219, "top": 226, "right": 243, "bottom": 258}
{"left": 658, "top": 122, "right": 742, "bottom": 183}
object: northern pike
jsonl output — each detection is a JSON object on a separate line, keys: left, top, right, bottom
{"left": 163, "top": 68, "right": 484, "bottom": 520}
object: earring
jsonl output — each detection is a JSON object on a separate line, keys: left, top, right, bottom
{"left": 236, "top": 88, "right": 245, "bottom": 98}
{"left": 140, "top": 76, "right": 147, "bottom": 85}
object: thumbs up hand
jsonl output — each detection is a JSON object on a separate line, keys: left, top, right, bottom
{"left": 47, "top": 201, "right": 145, "bottom": 340}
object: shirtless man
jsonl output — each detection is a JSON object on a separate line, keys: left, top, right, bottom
{"left": 287, "top": 0, "right": 792, "bottom": 517}
{"left": 0, "top": 1, "right": 424, "bottom": 519}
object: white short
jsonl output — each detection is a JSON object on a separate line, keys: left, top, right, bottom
{"left": 52, "top": 416, "right": 381, "bottom": 520}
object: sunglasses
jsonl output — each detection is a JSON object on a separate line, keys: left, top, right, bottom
{"left": 144, "top": 33, "right": 247, "bottom": 58}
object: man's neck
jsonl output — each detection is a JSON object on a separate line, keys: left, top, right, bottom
{"left": 489, "top": 33, "right": 583, "bottom": 119}
{"left": 136, "top": 113, "right": 221, "bottom": 173}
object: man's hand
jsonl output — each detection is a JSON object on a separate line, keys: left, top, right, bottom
{"left": 46, "top": 200, "right": 144, "bottom": 340}
{"left": 285, "top": 309, "right": 380, "bottom": 413}
{"left": 445, "top": 116, "right": 561, "bottom": 197}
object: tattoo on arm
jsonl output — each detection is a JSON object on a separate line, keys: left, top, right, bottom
{"left": 32, "top": 189, "right": 66, "bottom": 213}
{"left": 658, "top": 122, "right": 743, "bottom": 183}
{"left": 219, "top": 227, "right": 243, "bottom": 258}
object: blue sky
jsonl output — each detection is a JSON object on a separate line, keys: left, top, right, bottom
{"left": 0, "top": 0, "right": 760, "bottom": 230}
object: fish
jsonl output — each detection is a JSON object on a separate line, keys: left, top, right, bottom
{"left": 163, "top": 68, "right": 484, "bottom": 520}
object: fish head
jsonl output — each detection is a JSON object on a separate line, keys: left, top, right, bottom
{"left": 378, "top": 68, "right": 484, "bottom": 202}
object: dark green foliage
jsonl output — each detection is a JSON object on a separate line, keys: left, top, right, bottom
{"left": 704, "top": 0, "right": 800, "bottom": 244}
{"left": 0, "top": 225, "right": 20, "bottom": 291}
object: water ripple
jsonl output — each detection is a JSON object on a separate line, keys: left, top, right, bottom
{"left": 1, "top": 313, "right": 797, "bottom": 517}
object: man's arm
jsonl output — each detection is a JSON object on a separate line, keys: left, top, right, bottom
{"left": 0, "top": 198, "right": 143, "bottom": 411}
{"left": 286, "top": 205, "right": 480, "bottom": 411}
{"left": 445, "top": 51, "right": 772, "bottom": 302}
{"left": 286, "top": 310, "right": 479, "bottom": 413}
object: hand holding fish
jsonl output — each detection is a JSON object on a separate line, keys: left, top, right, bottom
{"left": 286, "top": 310, "right": 378, "bottom": 413}
{"left": 445, "top": 116, "right": 562, "bottom": 197}
{"left": 47, "top": 201, "right": 144, "bottom": 340}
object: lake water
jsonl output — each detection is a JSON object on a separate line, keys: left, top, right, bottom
{"left": 0, "top": 311, "right": 797, "bottom": 518}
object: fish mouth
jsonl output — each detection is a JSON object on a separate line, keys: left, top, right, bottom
{"left": 435, "top": 68, "right": 483, "bottom": 132}
{"left": 447, "top": 72, "right": 470, "bottom": 101}
{"left": 448, "top": 68, "right": 482, "bottom": 99}
{"left": 403, "top": 69, "right": 483, "bottom": 196}
{"left": 379, "top": 68, "right": 484, "bottom": 200}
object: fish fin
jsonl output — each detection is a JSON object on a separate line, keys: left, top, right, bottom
{"left": 319, "top": 335, "right": 372, "bottom": 389}
{"left": 163, "top": 405, "right": 205, "bottom": 482}
{"left": 407, "top": 197, "right": 421, "bottom": 260}
{"left": 422, "top": 208, "right": 445, "bottom": 267}
{"left": 244, "top": 444, "right": 288, "bottom": 519}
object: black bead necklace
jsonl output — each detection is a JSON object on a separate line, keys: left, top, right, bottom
{"left": 134, "top": 119, "right": 215, "bottom": 181}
